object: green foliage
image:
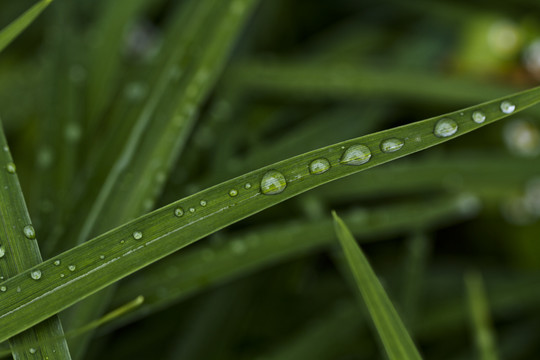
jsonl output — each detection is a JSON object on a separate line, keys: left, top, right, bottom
{"left": 2, "top": 0, "right": 540, "bottom": 359}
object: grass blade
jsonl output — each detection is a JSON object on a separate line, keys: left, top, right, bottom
{"left": 332, "top": 211, "right": 422, "bottom": 360}
{"left": 0, "top": 120, "right": 71, "bottom": 359}
{"left": 0, "top": 0, "right": 53, "bottom": 54}
{"left": 0, "top": 86, "right": 540, "bottom": 342}
{"left": 465, "top": 271, "right": 499, "bottom": 360}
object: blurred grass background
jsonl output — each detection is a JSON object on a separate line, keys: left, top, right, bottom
{"left": 2, "top": 0, "right": 540, "bottom": 359}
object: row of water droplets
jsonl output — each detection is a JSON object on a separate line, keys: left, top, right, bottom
{"left": 259, "top": 100, "right": 516, "bottom": 195}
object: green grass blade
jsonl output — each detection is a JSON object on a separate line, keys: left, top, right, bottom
{"left": 332, "top": 211, "right": 422, "bottom": 360}
{"left": 0, "top": 86, "right": 539, "bottom": 342}
{"left": 465, "top": 271, "right": 499, "bottom": 360}
{"left": 0, "top": 120, "right": 71, "bottom": 359}
{"left": 0, "top": 0, "right": 53, "bottom": 54}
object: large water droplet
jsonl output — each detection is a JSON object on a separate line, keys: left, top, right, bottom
{"left": 0, "top": 246, "right": 5, "bottom": 258}
{"left": 23, "top": 225, "right": 36, "bottom": 239}
{"left": 30, "top": 270, "right": 42, "bottom": 280}
{"left": 229, "top": 189, "right": 238, "bottom": 197}
{"left": 132, "top": 231, "right": 143, "bottom": 240}
{"left": 174, "top": 207, "right": 184, "bottom": 217}
{"left": 380, "top": 138, "right": 404, "bottom": 153}
{"left": 0, "top": 286, "right": 6, "bottom": 292}
{"left": 471, "top": 111, "right": 486, "bottom": 124}
{"left": 68, "top": 265, "right": 76, "bottom": 272}
{"left": 340, "top": 145, "right": 372, "bottom": 165}
{"left": 309, "top": 158, "right": 331, "bottom": 175}
{"left": 434, "top": 118, "right": 458, "bottom": 138}
{"left": 6, "top": 162, "right": 16, "bottom": 174}
{"left": 260, "top": 170, "right": 287, "bottom": 195}
{"left": 501, "top": 101, "right": 516, "bottom": 114}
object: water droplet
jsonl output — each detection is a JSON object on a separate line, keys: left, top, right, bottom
{"left": 120, "top": 240, "right": 125, "bottom": 244}
{"left": 189, "top": 207, "right": 196, "bottom": 213}
{"left": 380, "top": 138, "right": 404, "bottom": 153}
{"left": 260, "top": 170, "right": 287, "bottom": 195}
{"left": 340, "top": 145, "right": 372, "bottom": 165}
{"left": 53, "top": 260, "right": 61, "bottom": 266}
{"left": 68, "top": 265, "right": 76, "bottom": 272}
{"left": 6, "top": 162, "right": 16, "bottom": 174}
{"left": 309, "top": 158, "right": 331, "bottom": 175}
{"left": 434, "top": 118, "right": 458, "bottom": 138}
{"left": 30, "top": 270, "right": 42, "bottom": 280}
{"left": 17, "top": 286, "right": 21, "bottom": 293}
{"left": 501, "top": 101, "right": 516, "bottom": 114}
{"left": 244, "top": 183, "right": 252, "bottom": 189}
{"left": 23, "top": 225, "right": 36, "bottom": 239}
{"left": 200, "top": 200, "right": 207, "bottom": 207}
{"left": 472, "top": 111, "right": 486, "bottom": 124}
{"left": 174, "top": 207, "right": 184, "bottom": 217}
{"left": 0, "top": 286, "right": 6, "bottom": 292}
{"left": 100, "top": 255, "right": 105, "bottom": 260}
{"left": 0, "top": 246, "right": 5, "bottom": 258}
{"left": 29, "top": 348, "right": 36, "bottom": 354}
{"left": 229, "top": 189, "right": 238, "bottom": 197}
{"left": 132, "top": 231, "right": 143, "bottom": 240}
{"left": 60, "top": 274, "right": 65, "bottom": 278}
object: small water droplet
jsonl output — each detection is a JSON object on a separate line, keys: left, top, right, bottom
{"left": 0, "top": 286, "right": 6, "bottom": 292}
{"left": 120, "top": 240, "right": 125, "bottom": 244}
{"left": 244, "top": 183, "right": 252, "bottom": 189}
{"left": 229, "top": 189, "right": 238, "bottom": 197}
{"left": 53, "top": 260, "right": 61, "bottom": 266}
{"left": 200, "top": 200, "right": 207, "bottom": 207}
{"left": 68, "top": 265, "right": 76, "bottom": 272}
{"left": 17, "top": 286, "right": 21, "bottom": 293}
{"left": 29, "top": 348, "right": 36, "bottom": 354}
{"left": 260, "top": 170, "right": 287, "bottom": 195}
{"left": 501, "top": 101, "right": 516, "bottom": 114}
{"left": 132, "top": 231, "right": 143, "bottom": 240}
{"left": 0, "top": 246, "right": 5, "bottom": 258}
{"left": 340, "top": 145, "right": 372, "bottom": 165}
{"left": 380, "top": 138, "right": 405, "bottom": 153}
{"left": 434, "top": 118, "right": 458, "bottom": 138}
{"left": 30, "top": 270, "right": 42, "bottom": 280}
{"left": 309, "top": 158, "right": 331, "bottom": 175}
{"left": 6, "top": 162, "right": 16, "bottom": 174}
{"left": 174, "top": 207, "right": 184, "bottom": 217}
{"left": 100, "top": 255, "right": 105, "bottom": 260}
{"left": 23, "top": 225, "right": 36, "bottom": 239}
{"left": 60, "top": 274, "right": 65, "bottom": 278}
{"left": 472, "top": 111, "right": 486, "bottom": 124}
{"left": 189, "top": 207, "right": 196, "bottom": 213}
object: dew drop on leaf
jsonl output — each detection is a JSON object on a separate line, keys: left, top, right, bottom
{"left": 6, "top": 162, "right": 16, "bottom": 174}
{"left": 0, "top": 286, "right": 6, "bottom": 292}
{"left": 23, "top": 225, "right": 36, "bottom": 239}
{"left": 380, "top": 138, "right": 404, "bottom": 153}
{"left": 309, "top": 158, "right": 331, "bottom": 175}
{"left": 244, "top": 183, "right": 252, "bottom": 189}
{"left": 174, "top": 207, "right": 184, "bottom": 217}
{"left": 340, "top": 145, "right": 372, "bottom": 165}
{"left": 260, "top": 170, "right": 287, "bottom": 195}
{"left": 229, "top": 189, "right": 238, "bottom": 197}
{"left": 53, "top": 260, "right": 61, "bottom": 266}
{"left": 132, "top": 231, "right": 143, "bottom": 240}
{"left": 434, "top": 118, "right": 458, "bottom": 138}
{"left": 0, "top": 246, "right": 5, "bottom": 258}
{"left": 501, "top": 101, "right": 516, "bottom": 114}
{"left": 30, "top": 270, "right": 42, "bottom": 280}
{"left": 472, "top": 111, "right": 486, "bottom": 124}
{"left": 68, "top": 265, "right": 76, "bottom": 272}
{"left": 200, "top": 200, "right": 207, "bottom": 207}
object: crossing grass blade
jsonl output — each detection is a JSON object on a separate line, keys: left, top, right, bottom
{"left": 0, "top": 0, "right": 53, "bottom": 54}
{"left": 0, "top": 86, "right": 539, "bottom": 342}
{"left": 0, "top": 120, "right": 71, "bottom": 359}
{"left": 332, "top": 211, "right": 422, "bottom": 360}
{"left": 465, "top": 271, "right": 499, "bottom": 360}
